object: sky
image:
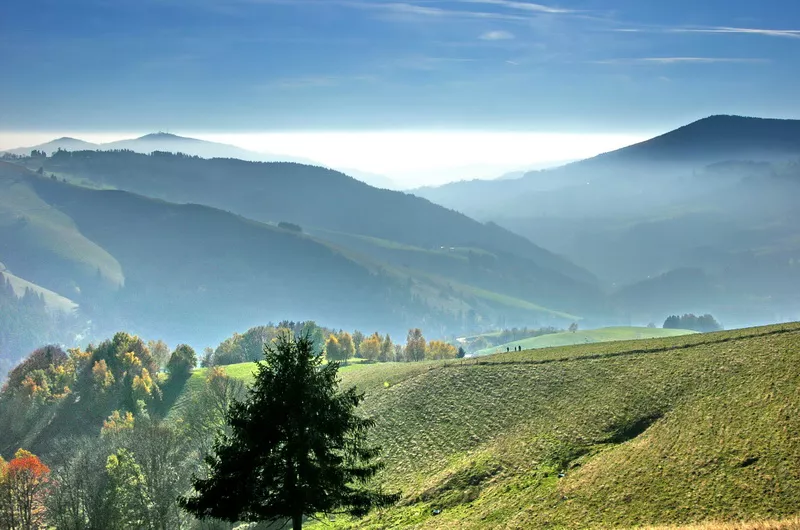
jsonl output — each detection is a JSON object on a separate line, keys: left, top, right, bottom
{"left": 1, "top": 0, "right": 798, "bottom": 185}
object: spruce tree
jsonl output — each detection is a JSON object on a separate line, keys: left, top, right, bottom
{"left": 179, "top": 332, "right": 397, "bottom": 529}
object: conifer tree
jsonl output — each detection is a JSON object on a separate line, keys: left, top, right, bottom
{"left": 179, "top": 333, "right": 396, "bottom": 529}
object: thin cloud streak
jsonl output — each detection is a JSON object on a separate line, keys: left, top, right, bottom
{"left": 613, "top": 25, "right": 800, "bottom": 39}
{"left": 455, "top": 0, "right": 574, "bottom": 14}
{"left": 480, "top": 30, "right": 515, "bottom": 40}
{"left": 671, "top": 26, "right": 800, "bottom": 39}
{"left": 340, "top": 1, "right": 529, "bottom": 21}
{"left": 594, "top": 57, "right": 770, "bottom": 65}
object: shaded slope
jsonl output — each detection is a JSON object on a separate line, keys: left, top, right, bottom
{"left": 0, "top": 163, "right": 454, "bottom": 351}
{"left": 29, "top": 151, "right": 603, "bottom": 318}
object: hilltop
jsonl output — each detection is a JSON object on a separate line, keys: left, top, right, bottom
{"left": 413, "top": 116, "right": 800, "bottom": 328}
{"left": 471, "top": 326, "right": 697, "bottom": 355}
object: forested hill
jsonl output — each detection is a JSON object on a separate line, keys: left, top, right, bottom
{"left": 0, "top": 162, "right": 443, "bottom": 363}
{"left": 29, "top": 149, "right": 596, "bottom": 287}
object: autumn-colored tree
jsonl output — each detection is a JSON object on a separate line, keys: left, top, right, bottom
{"left": 92, "top": 359, "right": 115, "bottom": 390}
{"left": 0, "top": 449, "right": 50, "bottom": 530}
{"left": 359, "top": 333, "right": 382, "bottom": 362}
{"left": 102, "top": 410, "right": 135, "bottom": 437}
{"left": 426, "top": 340, "right": 458, "bottom": 360}
{"left": 404, "top": 329, "right": 426, "bottom": 362}
{"left": 337, "top": 332, "right": 356, "bottom": 364}
{"left": 324, "top": 335, "right": 343, "bottom": 363}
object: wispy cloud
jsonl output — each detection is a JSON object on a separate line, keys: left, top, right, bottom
{"left": 614, "top": 25, "right": 800, "bottom": 39}
{"left": 264, "top": 74, "right": 378, "bottom": 89}
{"left": 456, "top": 0, "right": 574, "bottom": 14}
{"left": 594, "top": 57, "right": 770, "bottom": 65}
{"left": 389, "top": 55, "right": 477, "bottom": 71}
{"left": 669, "top": 26, "right": 800, "bottom": 39}
{"left": 480, "top": 30, "right": 515, "bottom": 40}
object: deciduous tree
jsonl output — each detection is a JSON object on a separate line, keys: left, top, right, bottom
{"left": 359, "top": 333, "right": 381, "bottom": 362}
{"left": 0, "top": 449, "right": 50, "bottom": 530}
{"left": 425, "top": 340, "right": 458, "bottom": 360}
{"left": 404, "top": 329, "right": 426, "bottom": 362}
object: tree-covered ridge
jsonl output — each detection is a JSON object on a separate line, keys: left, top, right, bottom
{"left": 22, "top": 149, "right": 602, "bottom": 313}
{"left": 0, "top": 272, "right": 79, "bottom": 381}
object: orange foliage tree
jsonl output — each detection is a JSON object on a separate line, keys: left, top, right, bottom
{"left": 0, "top": 449, "right": 50, "bottom": 530}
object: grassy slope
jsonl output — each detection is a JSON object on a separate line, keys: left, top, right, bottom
{"left": 0, "top": 162, "right": 124, "bottom": 286}
{"left": 330, "top": 323, "right": 800, "bottom": 529}
{"left": 473, "top": 326, "right": 697, "bottom": 356}
{"left": 306, "top": 228, "right": 581, "bottom": 322}
{"left": 179, "top": 324, "right": 800, "bottom": 529}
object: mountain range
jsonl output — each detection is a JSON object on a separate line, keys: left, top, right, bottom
{"left": 4, "top": 133, "right": 399, "bottom": 190}
{"left": 0, "top": 150, "right": 603, "bottom": 373}
{"left": 415, "top": 115, "right": 800, "bottom": 328}
{"left": 3, "top": 114, "right": 800, "bottom": 376}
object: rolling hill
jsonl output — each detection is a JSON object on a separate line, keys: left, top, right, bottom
{"left": 413, "top": 116, "right": 800, "bottom": 328}
{"left": 165, "top": 322, "right": 800, "bottom": 529}
{"left": 12, "top": 150, "right": 605, "bottom": 320}
{"left": 335, "top": 322, "right": 800, "bottom": 528}
{"left": 0, "top": 159, "right": 599, "bottom": 376}
{"left": 0, "top": 162, "right": 443, "bottom": 358}
{"left": 471, "top": 326, "right": 697, "bottom": 356}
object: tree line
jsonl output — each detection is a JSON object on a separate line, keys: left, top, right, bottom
{"left": 663, "top": 314, "right": 723, "bottom": 333}
{"left": 204, "top": 323, "right": 465, "bottom": 368}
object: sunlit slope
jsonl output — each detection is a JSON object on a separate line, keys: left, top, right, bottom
{"left": 0, "top": 270, "right": 78, "bottom": 313}
{"left": 0, "top": 161, "right": 125, "bottom": 293}
{"left": 322, "top": 323, "right": 800, "bottom": 529}
{"left": 473, "top": 326, "right": 697, "bottom": 355}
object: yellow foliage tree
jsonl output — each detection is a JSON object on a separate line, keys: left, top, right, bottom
{"left": 92, "top": 359, "right": 115, "bottom": 389}
{"left": 426, "top": 340, "right": 458, "bottom": 360}
{"left": 132, "top": 368, "right": 154, "bottom": 398}
{"left": 337, "top": 332, "right": 356, "bottom": 363}
{"left": 359, "top": 333, "right": 382, "bottom": 362}
{"left": 325, "top": 335, "right": 343, "bottom": 362}
{"left": 404, "top": 329, "right": 426, "bottom": 362}
{"left": 102, "top": 410, "right": 135, "bottom": 437}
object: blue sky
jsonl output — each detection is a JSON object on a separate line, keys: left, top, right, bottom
{"left": 1, "top": 0, "right": 798, "bottom": 133}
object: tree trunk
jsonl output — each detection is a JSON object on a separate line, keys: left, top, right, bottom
{"left": 292, "top": 513, "right": 303, "bottom": 530}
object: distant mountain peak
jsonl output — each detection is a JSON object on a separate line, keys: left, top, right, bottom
{"left": 136, "top": 132, "right": 192, "bottom": 141}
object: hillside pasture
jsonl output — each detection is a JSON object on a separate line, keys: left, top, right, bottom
{"left": 473, "top": 326, "right": 697, "bottom": 356}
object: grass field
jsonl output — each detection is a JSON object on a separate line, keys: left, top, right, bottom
{"left": 636, "top": 519, "right": 800, "bottom": 530}
{"left": 181, "top": 323, "right": 800, "bottom": 528}
{"left": 473, "top": 326, "right": 697, "bottom": 356}
{"left": 318, "top": 322, "right": 800, "bottom": 529}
